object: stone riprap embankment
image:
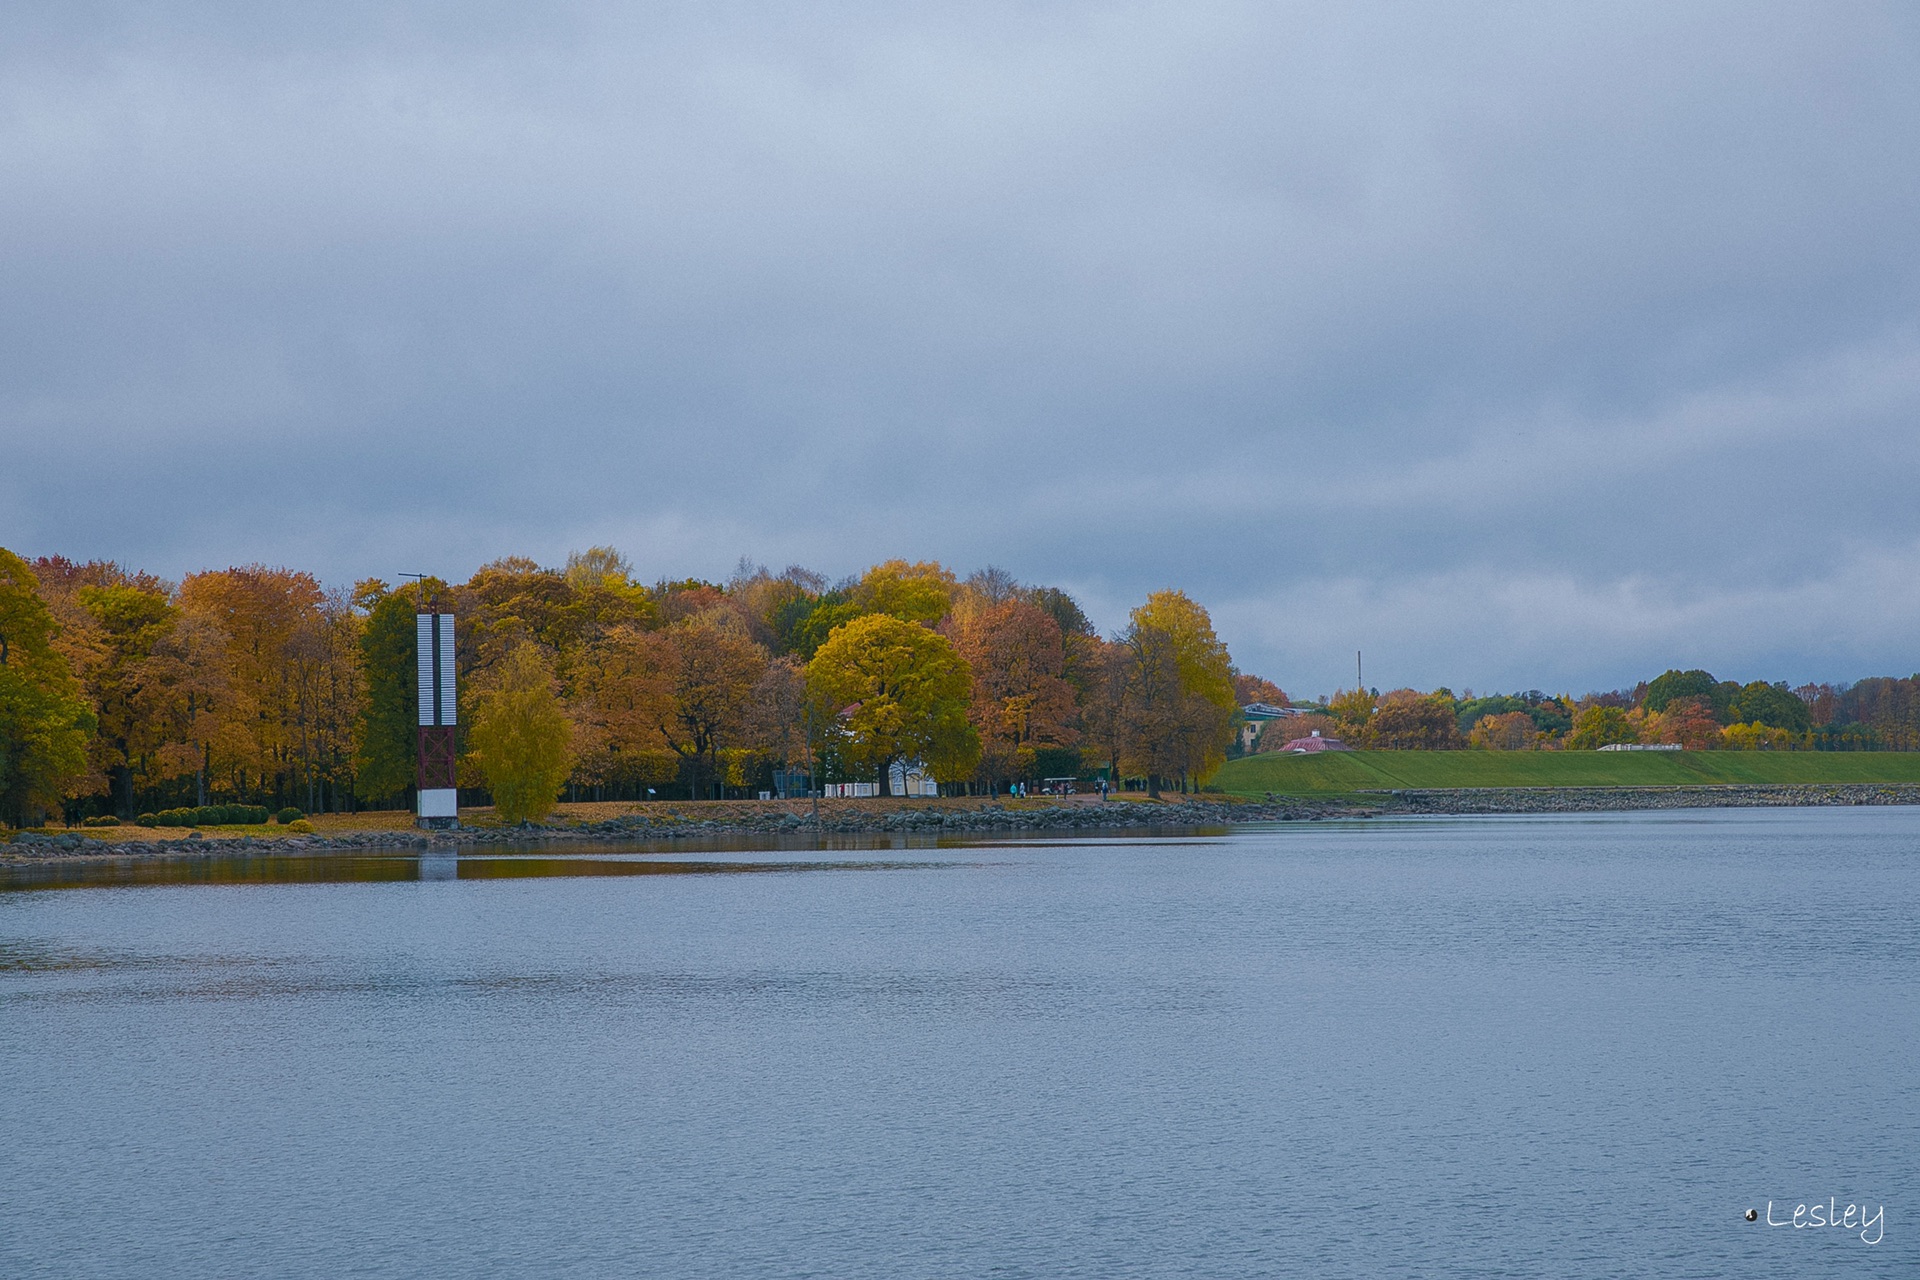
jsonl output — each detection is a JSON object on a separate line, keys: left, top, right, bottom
{"left": 1376, "top": 783, "right": 1920, "bottom": 814}
{"left": 7, "top": 784, "right": 1916, "bottom": 864}
{"left": 0, "top": 799, "right": 1370, "bottom": 862}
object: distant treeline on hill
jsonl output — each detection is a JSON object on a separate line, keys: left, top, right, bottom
{"left": 0, "top": 548, "right": 1249, "bottom": 827}
{"left": 1254, "top": 668, "right": 1920, "bottom": 755}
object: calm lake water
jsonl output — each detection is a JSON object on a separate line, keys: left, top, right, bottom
{"left": 2, "top": 808, "right": 1914, "bottom": 1278}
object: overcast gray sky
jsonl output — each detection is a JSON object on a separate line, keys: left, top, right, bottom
{"left": 3, "top": 1, "right": 1917, "bottom": 698}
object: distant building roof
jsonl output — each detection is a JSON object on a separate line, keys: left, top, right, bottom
{"left": 1241, "top": 702, "right": 1293, "bottom": 720}
{"left": 1282, "top": 730, "right": 1349, "bottom": 753}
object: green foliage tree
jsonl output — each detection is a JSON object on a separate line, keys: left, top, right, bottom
{"left": 0, "top": 549, "right": 95, "bottom": 826}
{"left": 1643, "top": 669, "right": 1734, "bottom": 718}
{"left": 789, "top": 593, "right": 865, "bottom": 660}
{"left": 806, "top": 613, "right": 978, "bottom": 793}
{"left": 354, "top": 585, "right": 419, "bottom": 803}
{"left": 1727, "top": 680, "right": 1812, "bottom": 732}
{"left": 1457, "top": 691, "right": 1572, "bottom": 738}
{"left": 467, "top": 643, "right": 575, "bottom": 823}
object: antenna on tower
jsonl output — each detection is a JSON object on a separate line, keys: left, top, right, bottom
{"left": 398, "top": 572, "right": 436, "bottom": 612}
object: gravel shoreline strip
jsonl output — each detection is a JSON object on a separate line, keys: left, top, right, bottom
{"left": 6, "top": 783, "right": 1917, "bottom": 863}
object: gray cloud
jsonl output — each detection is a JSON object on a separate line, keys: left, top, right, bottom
{"left": 3, "top": 1, "right": 1917, "bottom": 695}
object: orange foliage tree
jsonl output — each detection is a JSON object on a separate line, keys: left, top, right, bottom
{"left": 945, "top": 598, "right": 1079, "bottom": 789}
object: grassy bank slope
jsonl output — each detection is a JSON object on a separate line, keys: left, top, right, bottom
{"left": 1214, "top": 750, "right": 1920, "bottom": 796}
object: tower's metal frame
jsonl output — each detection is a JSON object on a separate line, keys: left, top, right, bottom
{"left": 416, "top": 610, "right": 458, "bottom": 828}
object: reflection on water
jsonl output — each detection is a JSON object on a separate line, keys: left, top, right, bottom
{"left": 0, "top": 848, "right": 990, "bottom": 892}
{"left": 0, "top": 826, "right": 1237, "bottom": 893}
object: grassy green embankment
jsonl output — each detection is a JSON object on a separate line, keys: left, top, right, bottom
{"left": 1213, "top": 750, "right": 1920, "bottom": 797}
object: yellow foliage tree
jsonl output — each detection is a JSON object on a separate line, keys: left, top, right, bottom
{"left": 1469, "top": 710, "right": 1539, "bottom": 750}
{"left": 854, "top": 560, "right": 956, "bottom": 626}
{"left": 1116, "top": 591, "right": 1236, "bottom": 794}
{"left": 1722, "top": 722, "right": 1804, "bottom": 751}
{"left": 1327, "top": 687, "right": 1376, "bottom": 736}
{"left": 468, "top": 643, "right": 576, "bottom": 823}
{"left": 0, "top": 549, "right": 95, "bottom": 825}
{"left": 807, "top": 613, "right": 978, "bottom": 792}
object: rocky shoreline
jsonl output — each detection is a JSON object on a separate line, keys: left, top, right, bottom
{"left": 5, "top": 784, "right": 1917, "bottom": 863}
{"left": 2, "top": 799, "right": 1364, "bottom": 860}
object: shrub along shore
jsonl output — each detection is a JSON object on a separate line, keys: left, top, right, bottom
{"left": 6, "top": 782, "right": 1920, "bottom": 863}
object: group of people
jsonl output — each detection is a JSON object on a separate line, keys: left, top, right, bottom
{"left": 1000, "top": 779, "right": 1114, "bottom": 799}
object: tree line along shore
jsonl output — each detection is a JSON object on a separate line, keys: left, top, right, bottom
{"left": 2, "top": 549, "right": 1247, "bottom": 829}
{"left": 4, "top": 544, "right": 1918, "bottom": 834}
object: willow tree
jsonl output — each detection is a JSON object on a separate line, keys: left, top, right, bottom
{"left": 467, "top": 642, "right": 575, "bottom": 823}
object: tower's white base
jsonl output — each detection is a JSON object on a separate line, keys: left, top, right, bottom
{"left": 418, "top": 788, "right": 458, "bottom": 819}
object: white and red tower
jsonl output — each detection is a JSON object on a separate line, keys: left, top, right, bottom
{"left": 416, "top": 609, "right": 458, "bottom": 828}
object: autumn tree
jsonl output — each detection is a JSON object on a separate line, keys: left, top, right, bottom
{"left": 1366, "top": 690, "right": 1465, "bottom": 750}
{"left": 467, "top": 642, "right": 575, "bottom": 822}
{"left": 1830, "top": 677, "right": 1920, "bottom": 750}
{"left": 1114, "top": 623, "right": 1187, "bottom": 794}
{"left": 1646, "top": 696, "right": 1724, "bottom": 749}
{"left": 1077, "top": 636, "right": 1133, "bottom": 784}
{"left": 727, "top": 562, "right": 827, "bottom": 655}
{"left": 285, "top": 590, "right": 364, "bottom": 813}
{"left": 660, "top": 618, "right": 768, "bottom": 799}
{"left": 1722, "top": 722, "right": 1802, "bottom": 750}
{"left": 1256, "top": 712, "right": 1340, "bottom": 750}
{"left": 1115, "top": 591, "right": 1236, "bottom": 795}
{"left": 945, "top": 598, "right": 1079, "bottom": 788}
{"left": 806, "top": 613, "right": 978, "bottom": 794}
{"left": 1233, "top": 674, "right": 1289, "bottom": 707}
{"left": 1468, "top": 710, "right": 1538, "bottom": 751}
{"left": 74, "top": 583, "right": 177, "bottom": 814}
{"left": 1327, "top": 687, "right": 1377, "bottom": 738}
{"left": 563, "top": 546, "right": 634, "bottom": 592}
{"left": 571, "top": 624, "right": 679, "bottom": 794}
{"left": 854, "top": 560, "right": 956, "bottom": 627}
{"left": 745, "top": 656, "right": 810, "bottom": 770}
{"left": 0, "top": 549, "right": 94, "bottom": 826}
{"left": 178, "top": 565, "right": 326, "bottom": 802}
{"left": 134, "top": 612, "right": 248, "bottom": 807}
{"left": 1567, "top": 705, "right": 1637, "bottom": 749}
